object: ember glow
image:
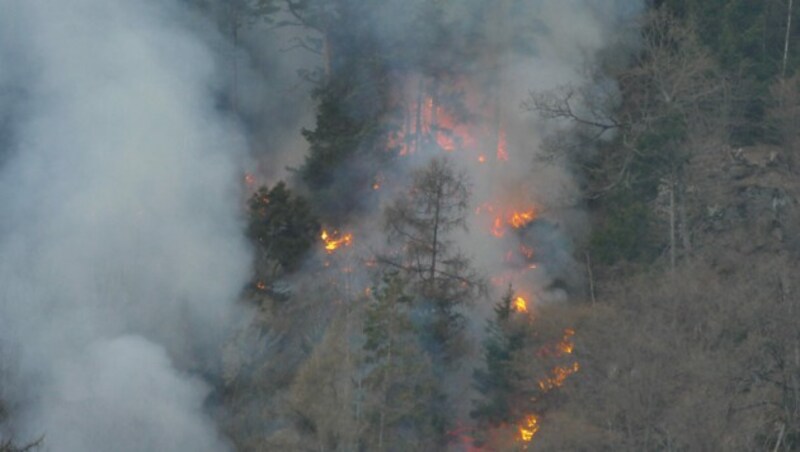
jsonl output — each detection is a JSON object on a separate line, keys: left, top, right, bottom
{"left": 496, "top": 127, "right": 509, "bottom": 162}
{"left": 516, "top": 328, "right": 579, "bottom": 448}
{"left": 479, "top": 204, "right": 538, "bottom": 238}
{"left": 538, "top": 361, "right": 580, "bottom": 392}
{"left": 532, "top": 329, "right": 579, "bottom": 422}
{"left": 509, "top": 209, "right": 536, "bottom": 229}
{"left": 520, "top": 244, "right": 535, "bottom": 259}
{"left": 388, "top": 77, "right": 490, "bottom": 159}
{"left": 518, "top": 414, "right": 540, "bottom": 443}
{"left": 492, "top": 216, "right": 506, "bottom": 238}
{"left": 537, "top": 328, "right": 576, "bottom": 358}
{"left": 321, "top": 229, "right": 353, "bottom": 254}
{"left": 558, "top": 328, "right": 576, "bottom": 354}
{"left": 514, "top": 296, "right": 529, "bottom": 313}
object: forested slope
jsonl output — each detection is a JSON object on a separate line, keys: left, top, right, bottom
{"left": 2, "top": 1, "right": 800, "bottom": 451}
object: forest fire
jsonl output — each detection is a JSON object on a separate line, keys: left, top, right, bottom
{"left": 518, "top": 414, "right": 540, "bottom": 443}
{"left": 538, "top": 361, "right": 580, "bottom": 391}
{"left": 382, "top": 74, "right": 564, "bottom": 450}
{"left": 509, "top": 209, "right": 536, "bottom": 229}
{"left": 486, "top": 208, "right": 537, "bottom": 238}
{"left": 520, "top": 244, "right": 535, "bottom": 259}
{"left": 496, "top": 127, "right": 508, "bottom": 162}
{"left": 558, "top": 328, "right": 576, "bottom": 354}
{"left": 537, "top": 328, "right": 577, "bottom": 358}
{"left": 536, "top": 329, "right": 579, "bottom": 404}
{"left": 320, "top": 229, "right": 353, "bottom": 254}
{"left": 514, "top": 295, "right": 529, "bottom": 313}
{"left": 492, "top": 216, "right": 506, "bottom": 238}
{"left": 388, "top": 79, "right": 496, "bottom": 163}
{"left": 389, "top": 92, "right": 475, "bottom": 155}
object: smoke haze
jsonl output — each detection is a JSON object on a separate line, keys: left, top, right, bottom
{"left": 0, "top": 0, "right": 647, "bottom": 448}
{"left": 0, "top": 0, "right": 250, "bottom": 450}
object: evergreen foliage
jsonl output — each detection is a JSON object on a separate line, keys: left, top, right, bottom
{"left": 472, "top": 286, "right": 527, "bottom": 425}
{"left": 247, "top": 181, "right": 319, "bottom": 276}
{"left": 361, "top": 274, "right": 440, "bottom": 451}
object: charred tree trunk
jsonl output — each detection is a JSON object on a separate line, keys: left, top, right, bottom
{"left": 783, "top": 0, "right": 794, "bottom": 78}
{"left": 414, "top": 77, "right": 425, "bottom": 154}
{"left": 669, "top": 170, "right": 676, "bottom": 272}
{"left": 678, "top": 169, "right": 691, "bottom": 256}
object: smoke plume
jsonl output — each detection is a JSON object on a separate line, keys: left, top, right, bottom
{"left": 0, "top": 0, "right": 250, "bottom": 450}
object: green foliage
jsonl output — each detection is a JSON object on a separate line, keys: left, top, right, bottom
{"left": 590, "top": 188, "right": 658, "bottom": 264}
{"left": 362, "top": 274, "right": 440, "bottom": 451}
{"left": 658, "top": 0, "right": 800, "bottom": 143}
{"left": 294, "top": 0, "right": 498, "bottom": 217}
{"left": 247, "top": 181, "right": 319, "bottom": 276}
{"left": 471, "top": 286, "right": 527, "bottom": 425}
{"left": 300, "top": 81, "right": 368, "bottom": 190}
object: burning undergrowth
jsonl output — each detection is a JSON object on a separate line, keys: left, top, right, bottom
{"left": 239, "top": 1, "right": 643, "bottom": 447}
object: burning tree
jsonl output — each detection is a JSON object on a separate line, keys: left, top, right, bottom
{"left": 472, "top": 286, "right": 529, "bottom": 426}
{"left": 380, "top": 157, "right": 485, "bottom": 354}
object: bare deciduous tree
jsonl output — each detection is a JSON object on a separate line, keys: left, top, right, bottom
{"left": 530, "top": 9, "right": 727, "bottom": 269}
{"left": 380, "top": 157, "right": 485, "bottom": 349}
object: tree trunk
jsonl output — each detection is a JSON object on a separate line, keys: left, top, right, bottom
{"left": 377, "top": 300, "right": 396, "bottom": 452}
{"left": 414, "top": 78, "right": 425, "bottom": 154}
{"left": 585, "top": 251, "right": 596, "bottom": 305}
{"left": 678, "top": 170, "right": 691, "bottom": 255}
{"left": 669, "top": 171, "right": 676, "bottom": 272}
{"left": 783, "top": 0, "right": 794, "bottom": 78}
{"left": 429, "top": 183, "right": 442, "bottom": 286}
{"left": 229, "top": 2, "right": 239, "bottom": 114}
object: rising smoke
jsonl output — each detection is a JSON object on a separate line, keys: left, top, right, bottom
{"left": 262, "top": 0, "right": 646, "bottom": 430}
{"left": 0, "top": 0, "right": 250, "bottom": 450}
{"left": 0, "top": 0, "right": 647, "bottom": 448}
{"left": 307, "top": 0, "right": 645, "bottom": 307}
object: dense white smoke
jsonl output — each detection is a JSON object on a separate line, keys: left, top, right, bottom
{"left": 0, "top": 0, "right": 250, "bottom": 450}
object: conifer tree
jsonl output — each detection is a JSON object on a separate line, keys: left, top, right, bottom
{"left": 361, "top": 273, "right": 439, "bottom": 451}
{"left": 381, "top": 157, "right": 485, "bottom": 355}
{"left": 472, "top": 286, "right": 527, "bottom": 426}
{"left": 247, "top": 181, "right": 319, "bottom": 277}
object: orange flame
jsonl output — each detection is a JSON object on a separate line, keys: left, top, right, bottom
{"left": 244, "top": 172, "right": 256, "bottom": 187}
{"left": 537, "top": 328, "right": 577, "bottom": 358}
{"left": 536, "top": 328, "right": 579, "bottom": 391}
{"left": 518, "top": 414, "right": 540, "bottom": 443}
{"left": 509, "top": 210, "right": 536, "bottom": 229}
{"left": 558, "top": 328, "right": 576, "bottom": 355}
{"left": 538, "top": 362, "right": 580, "bottom": 392}
{"left": 255, "top": 280, "right": 266, "bottom": 291}
{"left": 478, "top": 204, "right": 537, "bottom": 237}
{"left": 514, "top": 296, "right": 528, "bottom": 313}
{"left": 321, "top": 229, "right": 353, "bottom": 254}
{"left": 390, "top": 82, "right": 478, "bottom": 156}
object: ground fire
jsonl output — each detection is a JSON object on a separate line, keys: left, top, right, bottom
{"left": 320, "top": 229, "right": 353, "bottom": 254}
{"left": 379, "top": 73, "right": 573, "bottom": 449}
